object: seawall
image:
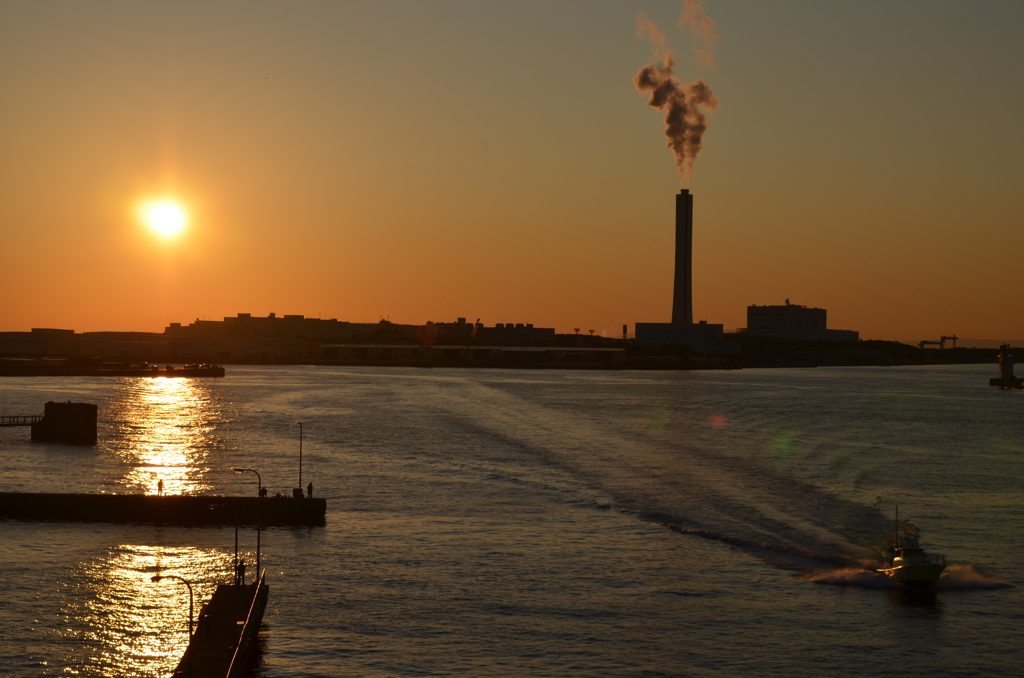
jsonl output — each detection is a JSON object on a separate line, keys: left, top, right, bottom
{"left": 0, "top": 492, "right": 326, "bottom": 525}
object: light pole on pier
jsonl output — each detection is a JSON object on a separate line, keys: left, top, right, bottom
{"left": 209, "top": 503, "right": 241, "bottom": 585}
{"left": 151, "top": 574, "right": 194, "bottom": 639}
{"left": 232, "top": 467, "right": 262, "bottom": 578}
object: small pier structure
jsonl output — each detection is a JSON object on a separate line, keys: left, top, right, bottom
{"left": 0, "top": 401, "right": 97, "bottom": 444}
{"left": 166, "top": 571, "right": 269, "bottom": 677}
{"left": 0, "top": 414, "right": 42, "bottom": 427}
{"left": 990, "top": 344, "right": 1023, "bottom": 390}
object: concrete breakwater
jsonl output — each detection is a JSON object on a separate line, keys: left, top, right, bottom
{"left": 0, "top": 492, "right": 326, "bottom": 525}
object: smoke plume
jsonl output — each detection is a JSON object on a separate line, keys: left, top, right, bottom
{"left": 636, "top": 11, "right": 668, "bottom": 52}
{"left": 678, "top": 0, "right": 718, "bottom": 71}
{"left": 634, "top": 3, "right": 718, "bottom": 182}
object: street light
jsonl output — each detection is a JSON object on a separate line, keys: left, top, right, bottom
{"left": 232, "top": 467, "right": 261, "bottom": 578}
{"left": 209, "top": 503, "right": 240, "bottom": 585}
{"left": 298, "top": 422, "right": 303, "bottom": 494}
{"left": 151, "top": 574, "right": 194, "bottom": 639}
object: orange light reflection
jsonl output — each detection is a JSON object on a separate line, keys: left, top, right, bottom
{"left": 110, "top": 378, "right": 221, "bottom": 495}
{"left": 59, "top": 544, "right": 233, "bottom": 677}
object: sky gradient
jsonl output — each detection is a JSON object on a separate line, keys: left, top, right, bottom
{"left": 2, "top": 1, "right": 1022, "bottom": 341}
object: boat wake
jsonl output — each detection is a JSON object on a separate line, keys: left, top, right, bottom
{"left": 936, "top": 563, "right": 1014, "bottom": 590}
{"left": 641, "top": 513, "right": 872, "bottom": 572}
{"left": 800, "top": 563, "right": 1013, "bottom": 590}
{"left": 437, "top": 376, "right": 1013, "bottom": 589}
{"left": 800, "top": 567, "right": 901, "bottom": 588}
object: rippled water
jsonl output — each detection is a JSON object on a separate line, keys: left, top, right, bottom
{"left": 1, "top": 365, "right": 1022, "bottom": 676}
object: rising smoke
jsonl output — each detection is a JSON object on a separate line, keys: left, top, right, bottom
{"left": 634, "top": 1, "right": 719, "bottom": 183}
{"left": 678, "top": 0, "right": 718, "bottom": 70}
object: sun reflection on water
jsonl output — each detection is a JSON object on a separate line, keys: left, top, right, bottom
{"left": 59, "top": 544, "right": 232, "bottom": 677}
{"left": 109, "top": 378, "right": 224, "bottom": 495}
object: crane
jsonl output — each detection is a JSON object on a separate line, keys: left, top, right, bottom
{"left": 466, "top": 318, "right": 480, "bottom": 348}
{"left": 918, "top": 335, "right": 958, "bottom": 350}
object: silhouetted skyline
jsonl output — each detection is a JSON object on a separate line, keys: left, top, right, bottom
{"left": 2, "top": 1, "right": 1022, "bottom": 340}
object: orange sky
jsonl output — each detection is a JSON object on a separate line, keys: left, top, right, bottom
{"left": 2, "top": 1, "right": 1022, "bottom": 341}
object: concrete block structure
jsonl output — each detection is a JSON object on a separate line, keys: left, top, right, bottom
{"left": 30, "top": 401, "right": 97, "bottom": 445}
{"left": 634, "top": 321, "right": 730, "bottom": 353}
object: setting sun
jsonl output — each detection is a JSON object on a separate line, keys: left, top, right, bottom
{"left": 144, "top": 202, "right": 187, "bottom": 236}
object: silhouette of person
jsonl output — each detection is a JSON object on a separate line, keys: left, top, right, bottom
{"left": 259, "top": 486, "right": 267, "bottom": 498}
{"left": 237, "top": 559, "right": 246, "bottom": 586}
{"left": 307, "top": 482, "right": 313, "bottom": 499}
{"left": 157, "top": 479, "right": 163, "bottom": 496}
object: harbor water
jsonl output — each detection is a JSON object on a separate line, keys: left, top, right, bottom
{"left": 0, "top": 364, "right": 1021, "bottom": 677}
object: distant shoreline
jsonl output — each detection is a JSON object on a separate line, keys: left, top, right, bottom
{"left": 1, "top": 345, "right": 1010, "bottom": 375}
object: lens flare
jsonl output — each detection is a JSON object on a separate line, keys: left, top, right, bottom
{"left": 769, "top": 428, "right": 797, "bottom": 457}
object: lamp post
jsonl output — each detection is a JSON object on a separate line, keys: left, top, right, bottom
{"left": 298, "top": 422, "right": 303, "bottom": 493}
{"left": 209, "top": 503, "right": 240, "bottom": 585}
{"left": 232, "top": 467, "right": 261, "bottom": 578}
{"left": 152, "top": 574, "right": 194, "bottom": 639}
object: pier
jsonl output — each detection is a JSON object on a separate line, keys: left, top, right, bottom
{"left": 164, "top": 571, "right": 269, "bottom": 677}
{"left": 0, "top": 492, "right": 326, "bottom": 525}
{"left": 0, "top": 401, "right": 97, "bottom": 444}
{"left": 0, "top": 414, "right": 42, "bottom": 426}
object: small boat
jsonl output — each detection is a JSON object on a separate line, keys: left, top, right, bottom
{"left": 877, "top": 507, "right": 946, "bottom": 587}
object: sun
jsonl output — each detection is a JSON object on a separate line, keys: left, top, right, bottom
{"left": 144, "top": 201, "right": 187, "bottom": 236}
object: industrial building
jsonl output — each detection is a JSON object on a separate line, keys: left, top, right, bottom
{"left": 165, "top": 314, "right": 555, "bottom": 347}
{"left": 743, "top": 301, "right": 858, "bottom": 342}
{"left": 0, "top": 314, "right": 561, "bottom": 365}
{"left": 634, "top": 189, "right": 733, "bottom": 352}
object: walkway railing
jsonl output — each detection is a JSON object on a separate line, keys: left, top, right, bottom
{"left": 226, "top": 569, "right": 269, "bottom": 678}
{"left": 0, "top": 414, "right": 42, "bottom": 427}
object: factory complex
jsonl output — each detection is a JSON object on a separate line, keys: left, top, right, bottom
{"left": 0, "top": 316, "right": 576, "bottom": 365}
{"left": 635, "top": 189, "right": 857, "bottom": 351}
{"left": 2, "top": 189, "right": 868, "bottom": 367}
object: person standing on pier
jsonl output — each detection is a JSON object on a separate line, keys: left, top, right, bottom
{"left": 157, "top": 479, "right": 163, "bottom": 496}
{"left": 307, "top": 482, "right": 313, "bottom": 498}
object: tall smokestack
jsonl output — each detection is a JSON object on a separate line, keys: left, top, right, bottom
{"left": 672, "top": 189, "right": 693, "bottom": 326}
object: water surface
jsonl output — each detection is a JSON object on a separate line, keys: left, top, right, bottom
{"left": 1, "top": 365, "right": 1020, "bottom": 676}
